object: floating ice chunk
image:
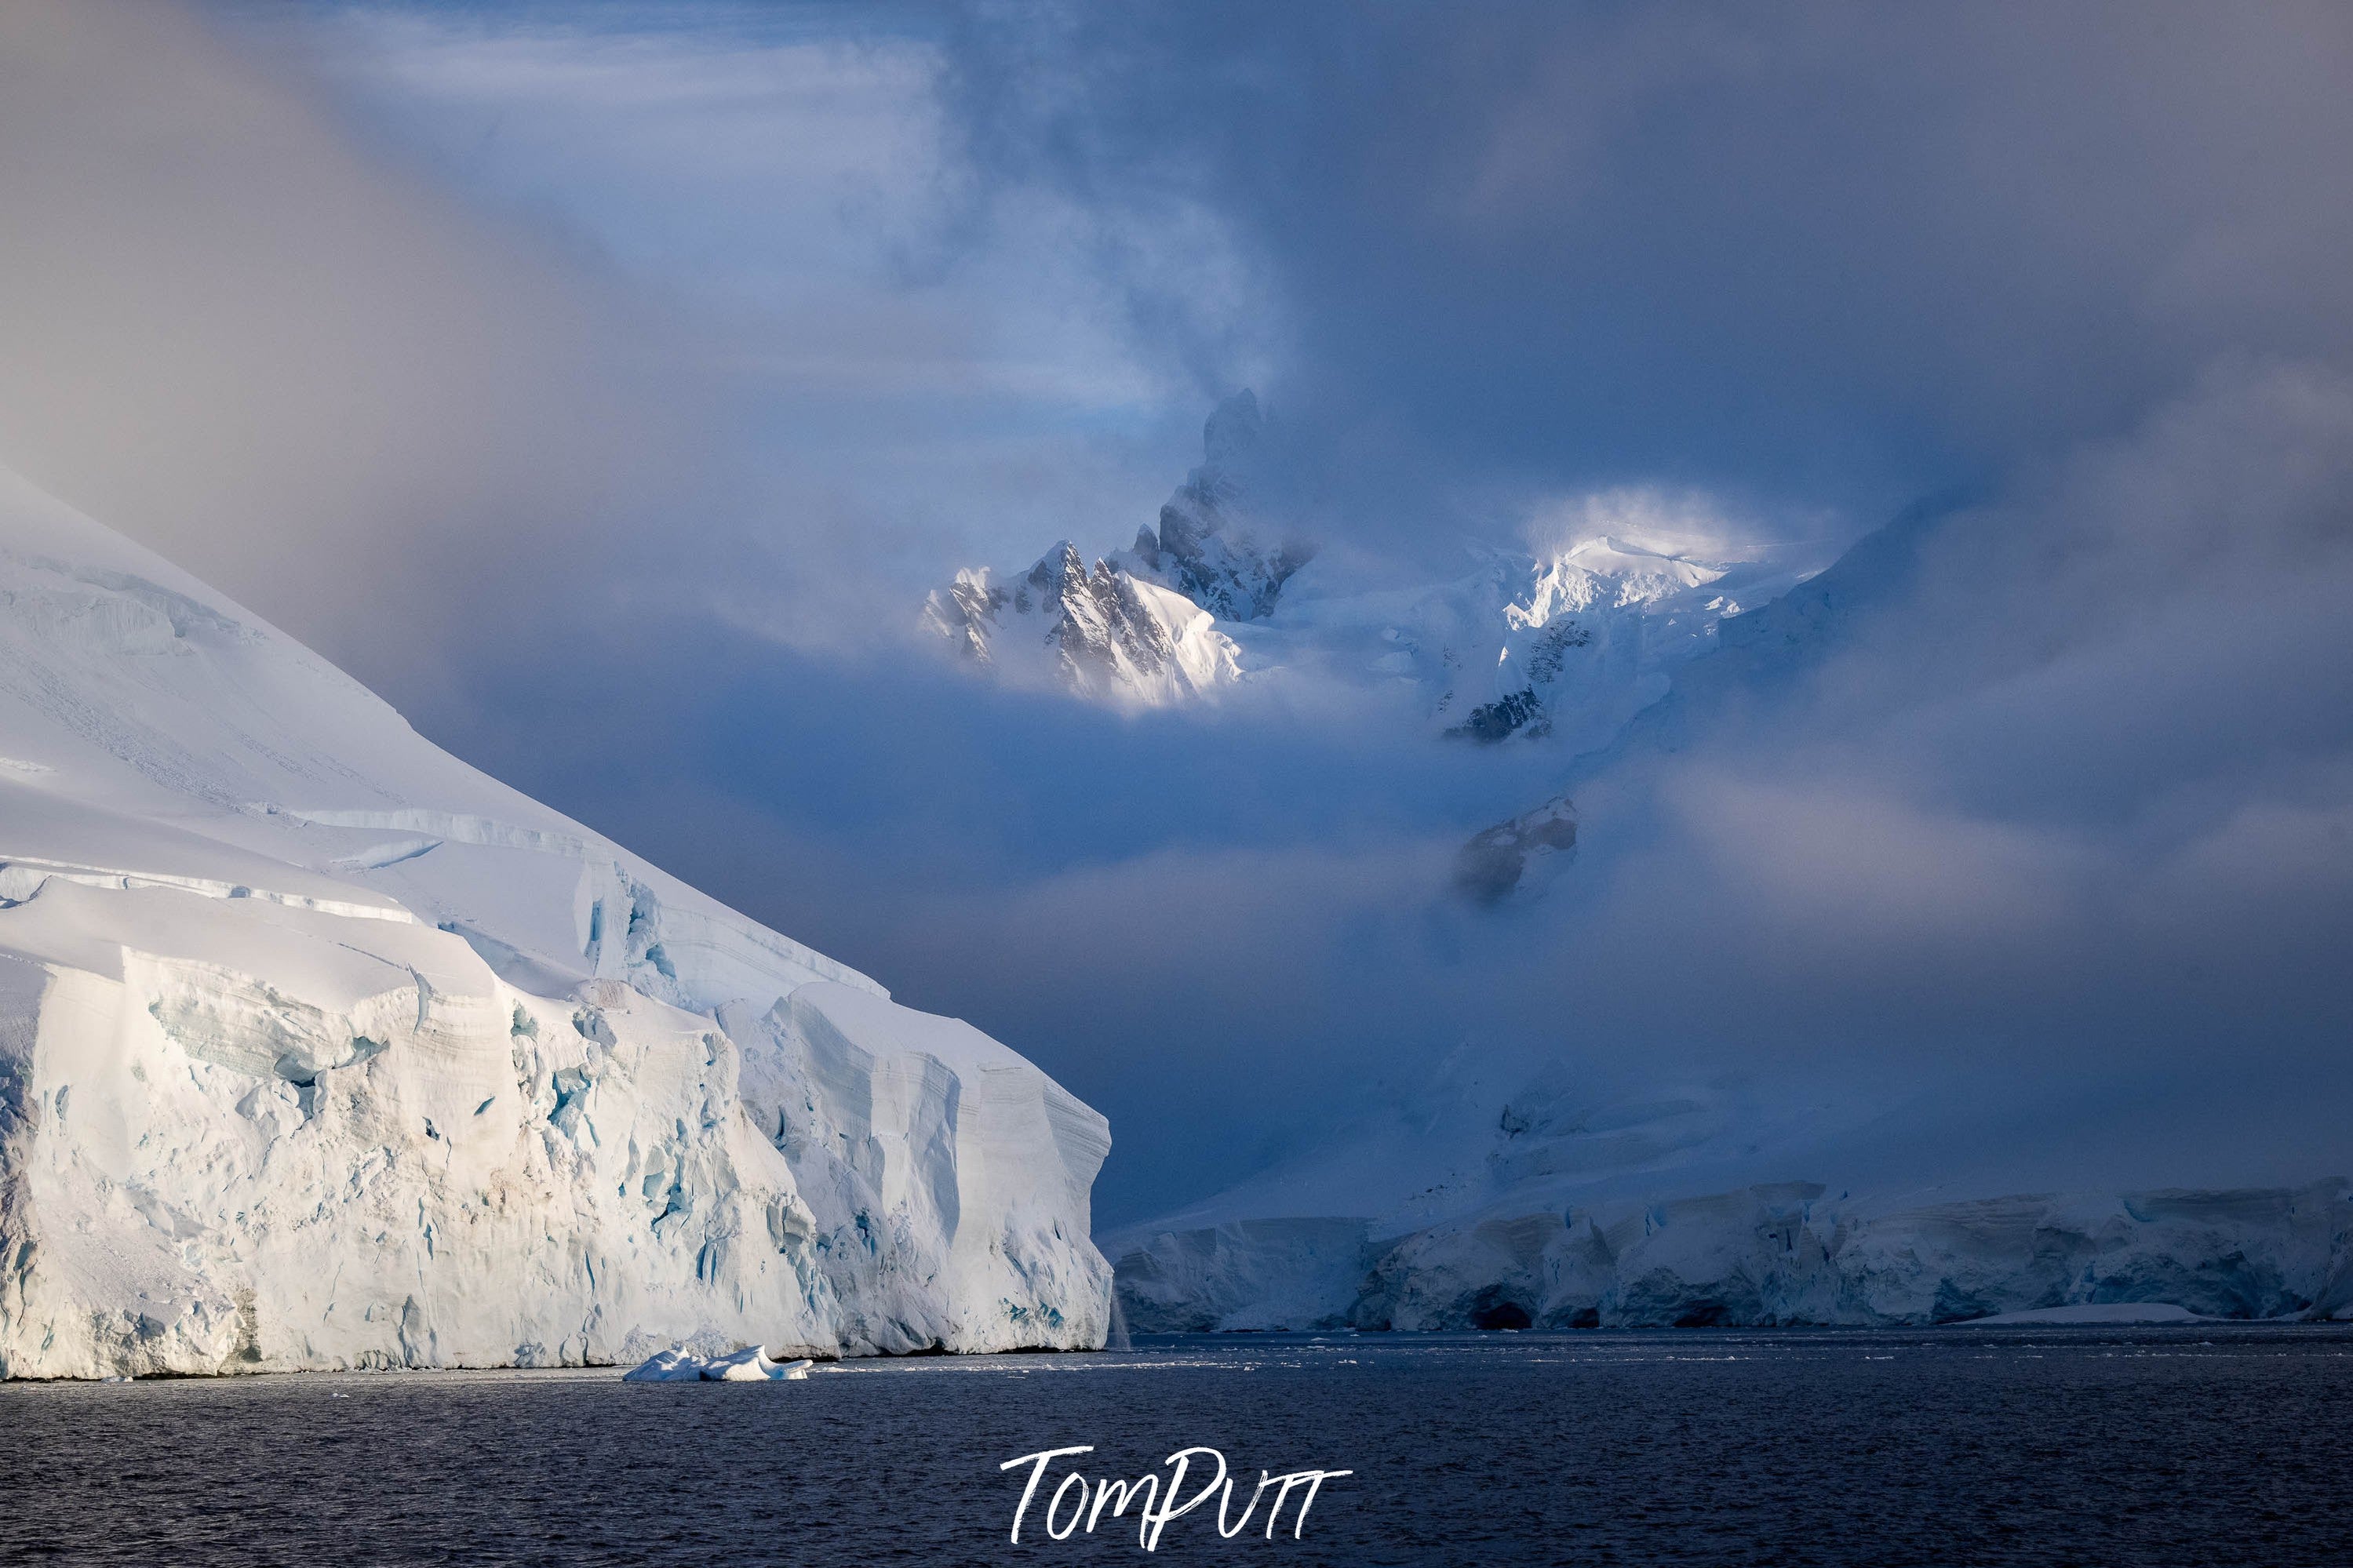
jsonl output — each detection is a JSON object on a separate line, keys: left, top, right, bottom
{"left": 621, "top": 1347, "right": 705, "bottom": 1383}
{"left": 1961, "top": 1302, "right": 2209, "bottom": 1326}
{"left": 622, "top": 1345, "right": 814, "bottom": 1382}
{"left": 704, "top": 1345, "right": 786, "bottom": 1381}
{"left": 702, "top": 1346, "right": 814, "bottom": 1381}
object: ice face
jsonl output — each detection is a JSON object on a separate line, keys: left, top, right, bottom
{"left": 1113, "top": 1181, "right": 2353, "bottom": 1331}
{"left": 0, "top": 464, "right": 1112, "bottom": 1379}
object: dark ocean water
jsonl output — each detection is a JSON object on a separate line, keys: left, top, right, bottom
{"left": 4, "top": 1326, "right": 2350, "bottom": 1567}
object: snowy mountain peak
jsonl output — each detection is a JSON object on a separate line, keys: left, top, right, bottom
{"left": 1524, "top": 536, "right": 1732, "bottom": 617}
{"left": 1201, "top": 386, "right": 1264, "bottom": 469}
{"left": 925, "top": 399, "right": 1831, "bottom": 739}
{"left": 921, "top": 537, "right": 1241, "bottom": 707}
{"left": 1119, "top": 389, "right": 1310, "bottom": 624}
{"left": 924, "top": 392, "right": 1308, "bottom": 706}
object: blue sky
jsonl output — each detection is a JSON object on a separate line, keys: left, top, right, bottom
{"left": 5, "top": 1, "right": 2351, "bottom": 1221}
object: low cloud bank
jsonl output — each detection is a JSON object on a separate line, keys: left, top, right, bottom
{"left": 4, "top": 2, "right": 2348, "bottom": 1222}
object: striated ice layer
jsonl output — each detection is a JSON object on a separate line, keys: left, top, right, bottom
{"left": 0, "top": 464, "right": 1111, "bottom": 1379}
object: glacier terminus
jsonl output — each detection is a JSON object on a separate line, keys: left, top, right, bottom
{"left": 0, "top": 465, "right": 1113, "bottom": 1380}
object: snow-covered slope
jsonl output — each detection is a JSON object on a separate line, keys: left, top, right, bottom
{"left": 0, "top": 465, "right": 1111, "bottom": 1379}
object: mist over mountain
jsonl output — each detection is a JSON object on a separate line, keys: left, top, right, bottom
{"left": 1, "top": 0, "right": 2347, "bottom": 1242}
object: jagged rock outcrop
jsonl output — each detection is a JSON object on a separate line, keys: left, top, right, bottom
{"left": 922, "top": 541, "right": 1240, "bottom": 704}
{"left": 922, "top": 391, "right": 1309, "bottom": 705}
{"left": 1453, "top": 795, "right": 1579, "bottom": 904}
{"left": 1120, "top": 390, "right": 1309, "bottom": 624}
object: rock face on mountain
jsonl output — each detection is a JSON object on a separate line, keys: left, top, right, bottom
{"left": 923, "top": 544, "right": 1240, "bottom": 705}
{"left": 1453, "top": 795, "right": 1578, "bottom": 904}
{"left": 922, "top": 391, "right": 1300, "bottom": 707}
{"left": 0, "top": 465, "right": 1112, "bottom": 1380}
{"left": 927, "top": 393, "right": 1826, "bottom": 735}
{"left": 1120, "top": 390, "right": 1308, "bottom": 624}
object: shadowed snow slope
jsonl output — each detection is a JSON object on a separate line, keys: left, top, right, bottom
{"left": 0, "top": 465, "right": 1110, "bottom": 1378}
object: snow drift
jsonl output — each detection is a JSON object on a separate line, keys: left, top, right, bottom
{"left": 0, "top": 464, "right": 1112, "bottom": 1379}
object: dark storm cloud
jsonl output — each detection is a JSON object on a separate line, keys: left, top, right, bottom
{"left": 0, "top": 0, "right": 734, "bottom": 712}
{"left": 895, "top": 2, "right": 2353, "bottom": 1213}
{"left": 936, "top": 1, "right": 2353, "bottom": 555}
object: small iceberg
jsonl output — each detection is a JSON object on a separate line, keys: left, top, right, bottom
{"left": 622, "top": 1345, "right": 814, "bottom": 1382}
{"left": 1959, "top": 1302, "right": 2210, "bottom": 1326}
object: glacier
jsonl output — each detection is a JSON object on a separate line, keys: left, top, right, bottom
{"left": 1109, "top": 1066, "right": 2353, "bottom": 1334}
{"left": 1113, "top": 1181, "right": 2353, "bottom": 1332}
{"left": 0, "top": 464, "right": 1112, "bottom": 1379}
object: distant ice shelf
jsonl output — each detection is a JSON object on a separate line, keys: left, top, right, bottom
{"left": 1957, "top": 1302, "right": 2214, "bottom": 1327}
{"left": 1106, "top": 1064, "right": 2353, "bottom": 1333}
{"left": 1110, "top": 1182, "right": 2353, "bottom": 1333}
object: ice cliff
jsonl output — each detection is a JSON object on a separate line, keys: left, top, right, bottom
{"left": 1114, "top": 1182, "right": 2353, "bottom": 1331}
{"left": 1109, "top": 1053, "right": 2353, "bottom": 1331}
{"left": 0, "top": 465, "right": 1112, "bottom": 1380}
